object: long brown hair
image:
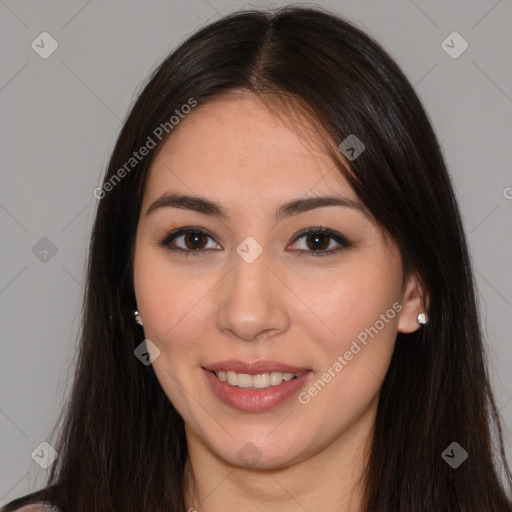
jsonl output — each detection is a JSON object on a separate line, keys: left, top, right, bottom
{"left": 3, "top": 5, "right": 511, "bottom": 511}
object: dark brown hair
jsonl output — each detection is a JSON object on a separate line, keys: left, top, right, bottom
{"left": 3, "top": 5, "right": 511, "bottom": 512}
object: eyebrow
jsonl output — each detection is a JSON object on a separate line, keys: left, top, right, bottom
{"left": 145, "top": 192, "right": 364, "bottom": 221}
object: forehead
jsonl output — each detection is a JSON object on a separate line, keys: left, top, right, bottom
{"left": 144, "top": 92, "right": 358, "bottom": 205}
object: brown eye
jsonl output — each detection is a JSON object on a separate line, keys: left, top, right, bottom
{"left": 304, "top": 233, "right": 331, "bottom": 251}
{"left": 183, "top": 231, "right": 208, "bottom": 250}
{"left": 289, "top": 227, "right": 350, "bottom": 257}
{"left": 158, "top": 227, "right": 221, "bottom": 256}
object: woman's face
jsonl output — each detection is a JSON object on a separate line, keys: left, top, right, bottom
{"left": 133, "top": 92, "right": 421, "bottom": 469}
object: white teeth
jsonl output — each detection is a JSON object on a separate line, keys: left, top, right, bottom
{"left": 237, "top": 373, "right": 253, "bottom": 388}
{"left": 270, "top": 372, "right": 283, "bottom": 385}
{"left": 253, "top": 373, "right": 270, "bottom": 388}
{"left": 214, "top": 370, "right": 304, "bottom": 389}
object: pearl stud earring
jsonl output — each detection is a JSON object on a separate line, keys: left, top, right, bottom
{"left": 417, "top": 312, "right": 428, "bottom": 325}
{"left": 133, "top": 310, "right": 143, "bottom": 327}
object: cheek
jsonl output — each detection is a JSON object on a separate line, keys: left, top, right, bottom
{"left": 298, "top": 275, "right": 400, "bottom": 428}
{"left": 133, "top": 246, "right": 216, "bottom": 353}
{"left": 133, "top": 248, "right": 212, "bottom": 415}
{"left": 304, "top": 255, "right": 402, "bottom": 356}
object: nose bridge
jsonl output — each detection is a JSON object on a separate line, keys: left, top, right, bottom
{"left": 232, "top": 242, "right": 269, "bottom": 300}
{"left": 217, "top": 238, "right": 289, "bottom": 341}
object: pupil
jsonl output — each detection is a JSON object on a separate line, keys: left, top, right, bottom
{"left": 185, "top": 232, "right": 206, "bottom": 250}
{"left": 307, "top": 234, "right": 328, "bottom": 251}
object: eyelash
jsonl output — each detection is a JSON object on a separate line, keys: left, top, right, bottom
{"left": 157, "top": 226, "right": 351, "bottom": 258}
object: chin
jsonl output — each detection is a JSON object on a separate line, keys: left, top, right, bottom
{"left": 210, "top": 429, "right": 311, "bottom": 470}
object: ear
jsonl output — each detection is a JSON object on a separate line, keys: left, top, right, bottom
{"left": 397, "top": 272, "right": 429, "bottom": 334}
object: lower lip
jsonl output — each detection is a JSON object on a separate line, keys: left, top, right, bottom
{"left": 203, "top": 369, "right": 311, "bottom": 412}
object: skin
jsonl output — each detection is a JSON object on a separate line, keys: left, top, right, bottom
{"left": 133, "top": 91, "right": 425, "bottom": 511}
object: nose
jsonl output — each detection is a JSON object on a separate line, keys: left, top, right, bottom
{"left": 216, "top": 247, "right": 290, "bottom": 342}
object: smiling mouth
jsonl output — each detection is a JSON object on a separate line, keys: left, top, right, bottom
{"left": 209, "top": 370, "right": 306, "bottom": 390}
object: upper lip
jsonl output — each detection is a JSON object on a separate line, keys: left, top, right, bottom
{"left": 204, "top": 360, "right": 310, "bottom": 375}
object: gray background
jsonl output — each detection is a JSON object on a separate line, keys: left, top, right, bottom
{"left": 1, "top": 0, "right": 511, "bottom": 504}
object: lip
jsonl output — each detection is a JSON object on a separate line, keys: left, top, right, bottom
{"left": 204, "top": 359, "right": 310, "bottom": 375}
{"left": 203, "top": 365, "right": 312, "bottom": 413}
